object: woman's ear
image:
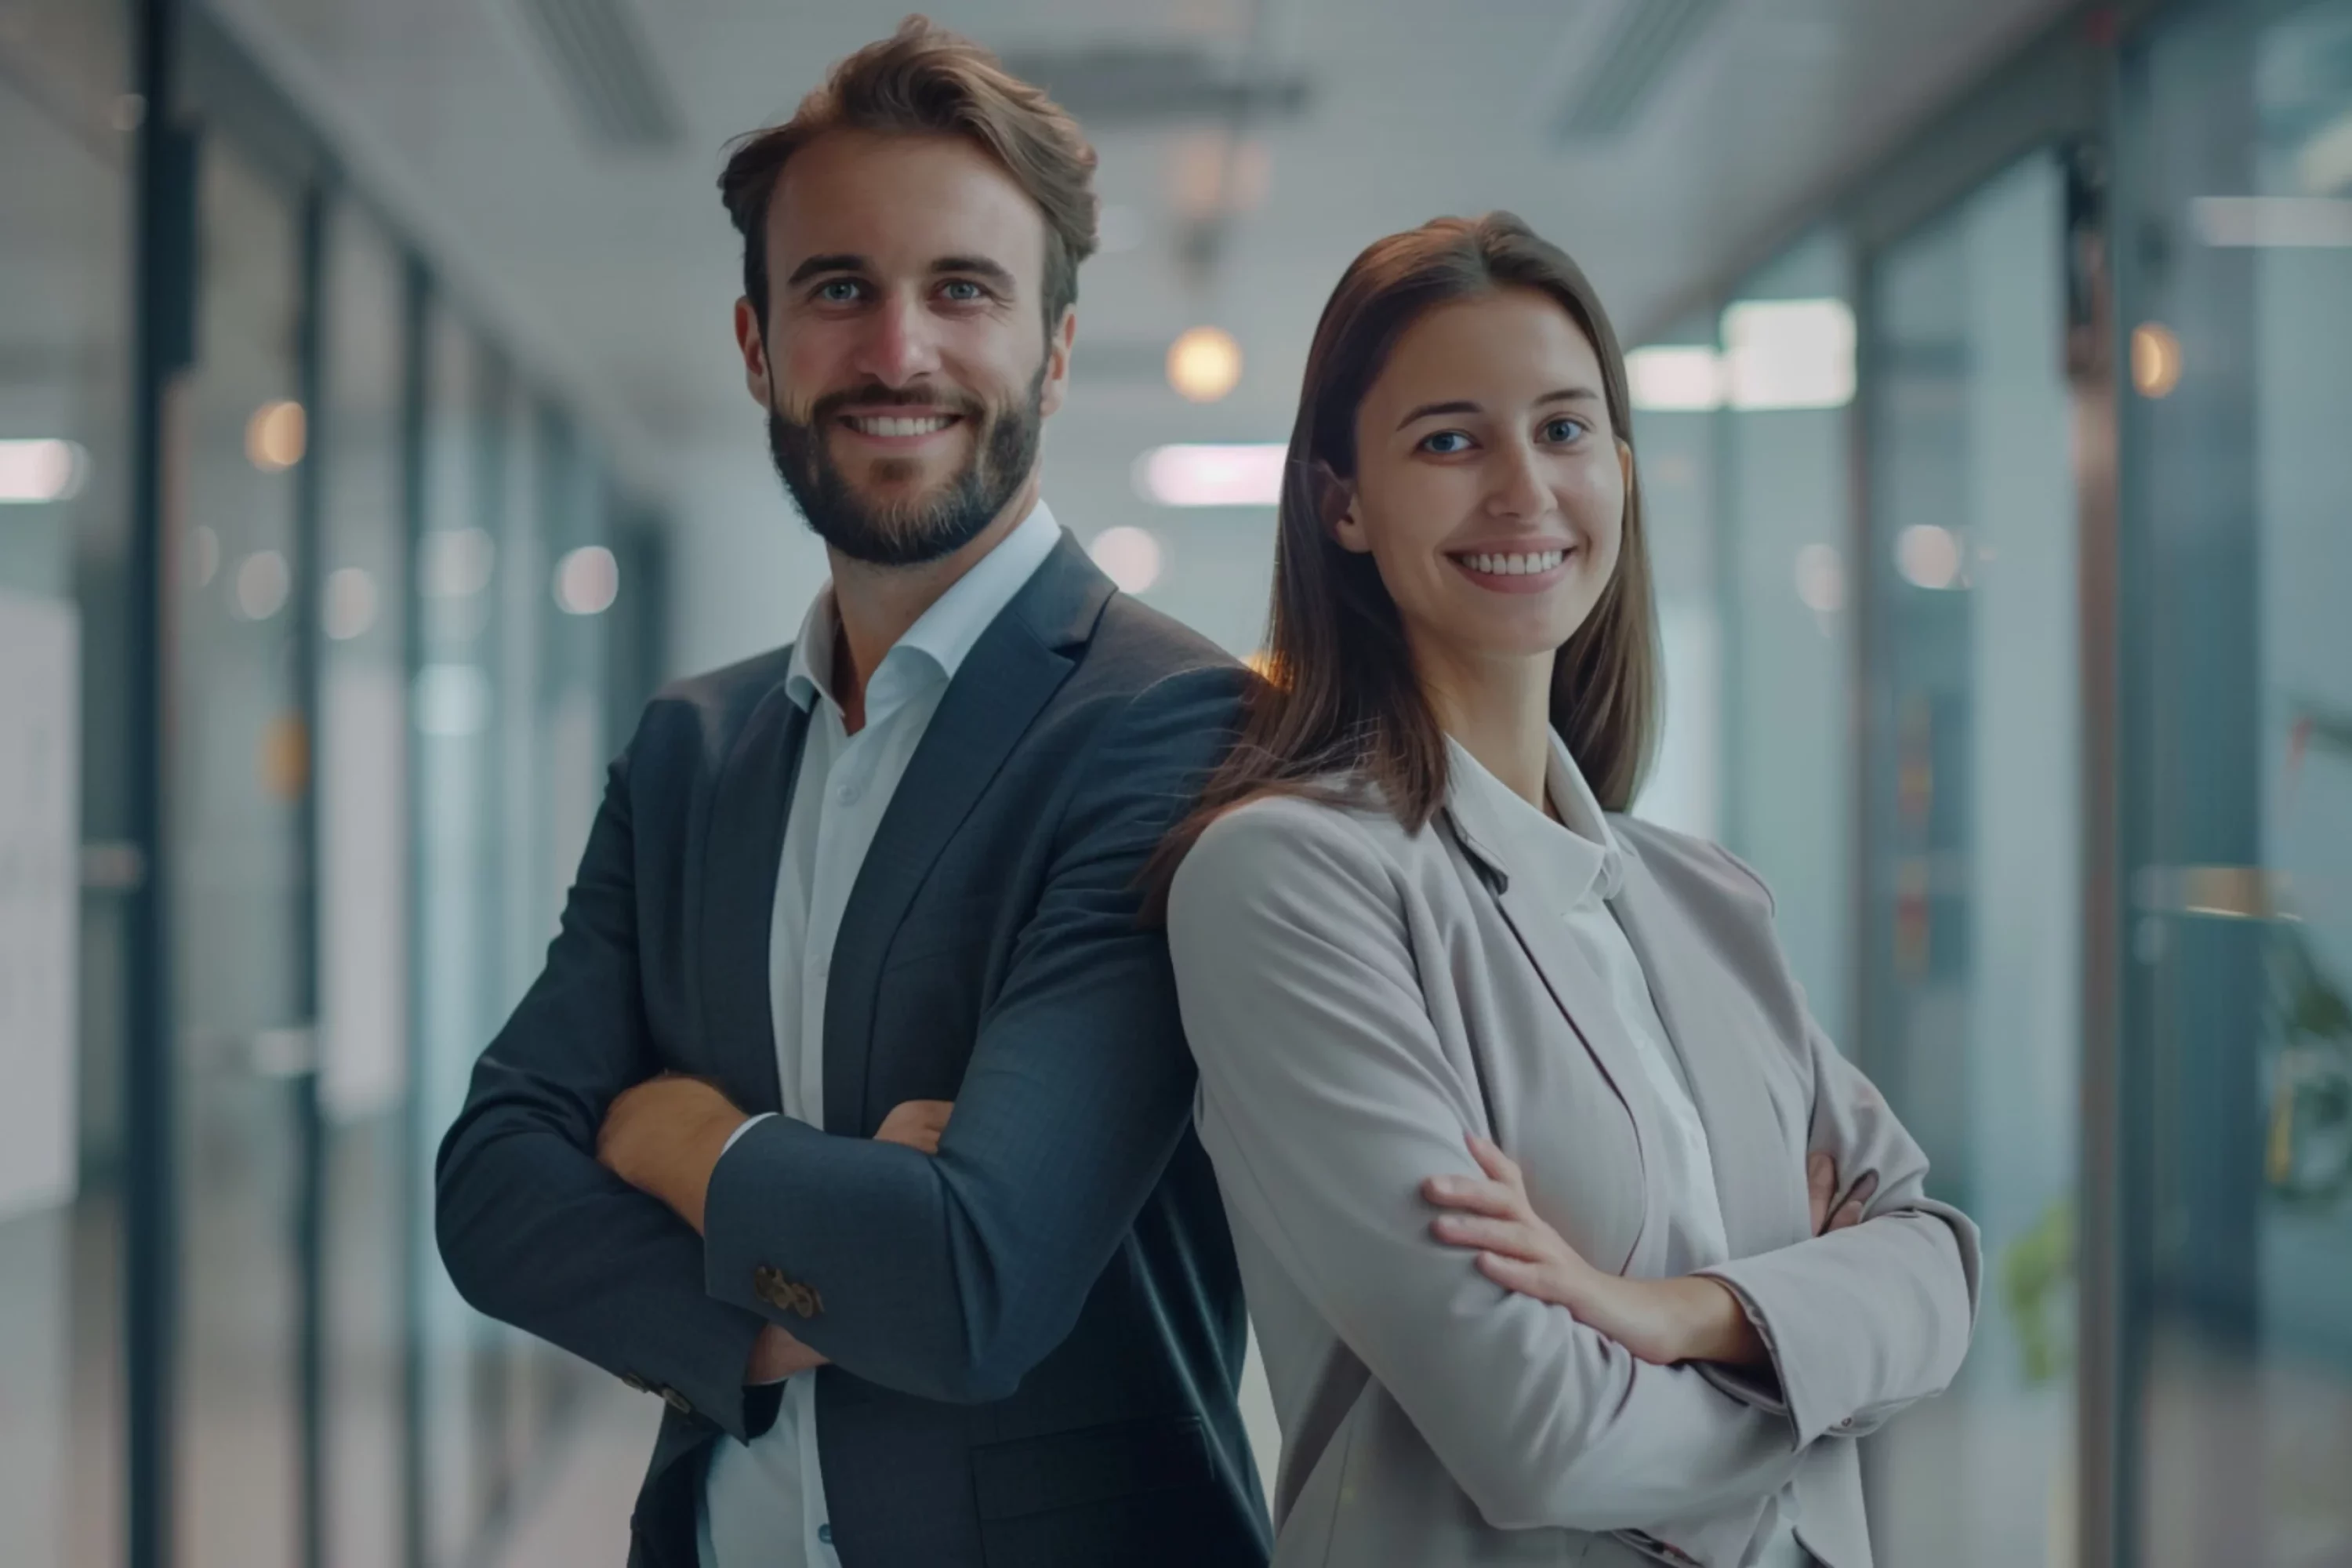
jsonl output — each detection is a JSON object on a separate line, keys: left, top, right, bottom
{"left": 1312, "top": 459, "right": 1372, "bottom": 555}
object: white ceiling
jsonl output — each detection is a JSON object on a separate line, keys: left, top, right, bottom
{"left": 209, "top": 0, "right": 2069, "bottom": 495}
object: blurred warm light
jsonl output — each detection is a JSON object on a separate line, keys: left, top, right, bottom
{"left": 2130, "top": 322, "right": 2183, "bottom": 398}
{"left": 1721, "top": 299, "right": 1856, "bottom": 411}
{"left": 1169, "top": 135, "right": 1272, "bottom": 219}
{"left": 1243, "top": 649, "right": 1279, "bottom": 682}
{"left": 553, "top": 545, "right": 619, "bottom": 615}
{"left": 1087, "top": 526, "right": 1164, "bottom": 594}
{"left": 1895, "top": 525, "right": 1963, "bottom": 590}
{"left": 1793, "top": 543, "right": 1846, "bottom": 613}
{"left": 235, "top": 550, "right": 292, "bottom": 619}
{"left": 414, "top": 662, "right": 492, "bottom": 736}
{"left": 420, "top": 527, "right": 495, "bottom": 597}
{"left": 1134, "top": 443, "right": 1286, "bottom": 508}
{"left": 1627, "top": 346, "right": 1725, "bottom": 412}
{"left": 325, "top": 567, "right": 379, "bottom": 641}
{"left": 2190, "top": 195, "right": 2352, "bottom": 248}
{"left": 260, "top": 713, "right": 309, "bottom": 801}
{"left": 190, "top": 524, "right": 220, "bottom": 589}
{"left": 246, "top": 400, "right": 307, "bottom": 472}
{"left": 0, "top": 438, "right": 88, "bottom": 503}
{"left": 1167, "top": 326, "right": 1243, "bottom": 403}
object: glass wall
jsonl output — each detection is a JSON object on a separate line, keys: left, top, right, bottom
{"left": 318, "top": 198, "right": 411, "bottom": 1568}
{"left": 0, "top": 6, "right": 132, "bottom": 1568}
{"left": 0, "top": 10, "right": 641, "bottom": 1563}
{"left": 1717, "top": 231, "right": 1859, "bottom": 1051}
{"left": 2121, "top": 1, "right": 2352, "bottom": 1561}
{"left": 408, "top": 313, "right": 612, "bottom": 1565}
{"left": 1628, "top": 314, "right": 1723, "bottom": 843}
{"left": 412, "top": 307, "right": 503, "bottom": 1566}
{"left": 1859, "top": 148, "right": 2083, "bottom": 1567}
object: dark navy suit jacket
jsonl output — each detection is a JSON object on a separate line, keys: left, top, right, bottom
{"left": 434, "top": 535, "right": 1271, "bottom": 1567}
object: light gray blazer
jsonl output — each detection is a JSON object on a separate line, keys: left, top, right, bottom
{"left": 1166, "top": 775, "right": 1981, "bottom": 1568}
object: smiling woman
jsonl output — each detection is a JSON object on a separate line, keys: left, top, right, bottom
{"left": 1152, "top": 211, "right": 1980, "bottom": 1568}
{"left": 1152, "top": 211, "right": 1656, "bottom": 862}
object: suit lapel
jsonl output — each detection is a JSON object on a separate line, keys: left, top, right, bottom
{"left": 1607, "top": 837, "right": 1791, "bottom": 1250}
{"left": 1446, "top": 810, "right": 1658, "bottom": 1148}
{"left": 699, "top": 674, "right": 810, "bottom": 1117}
{"left": 821, "top": 535, "right": 1113, "bottom": 1136}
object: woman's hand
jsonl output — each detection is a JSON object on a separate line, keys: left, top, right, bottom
{"left": 1425, "top": 1134, "right": 1779, "bottom": 1367}
{"left": 1425, "top": 1136, "right": 1879, "bottom": 1368}
{"left": 1808, "top": 1150, "right": 1877, "bottom": 1235}
{"left": 1424, "top": 1134, "right": 1715, "bottom": 1363}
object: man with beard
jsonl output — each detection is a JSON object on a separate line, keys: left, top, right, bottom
{"left": 434, "top": 19, "right": 1269, "bottom": 1568}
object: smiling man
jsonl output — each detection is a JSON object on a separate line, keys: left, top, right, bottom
{"left": 433, "top": 19, "right": 1269, "bottom": 1568}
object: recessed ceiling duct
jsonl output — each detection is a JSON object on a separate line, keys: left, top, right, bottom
{"left": 515, "top": 0, "right": 683, "bottom": 152}
{"left": 995, "top": 44, "right": 1308, "bottom": 129}
{"left": 1551, "top": 0, "right": 1728, "bottom": 142}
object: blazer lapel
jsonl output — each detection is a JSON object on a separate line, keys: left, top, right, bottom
{"left": 1444, "top": 807, "right": 1662, "bottom": 1179}
{"left": 1607, "top": 836, "right": 1795, "bottom": 1250}
{"left": 821, "top": 535, "right": 1114, "bottom": 1135}
{"left": 699, "top": 674, "right": 810, "bottom": 1117}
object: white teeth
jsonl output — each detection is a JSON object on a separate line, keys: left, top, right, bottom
{"left": 1459, "top": 550, "right": 1566, "bottom": 576}
{"left": 850, "top": 415, "right": 953, "bottom": 437}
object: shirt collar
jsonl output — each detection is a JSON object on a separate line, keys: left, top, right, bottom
{"left": 785, "top": 499, "right": 1062, "bottom": 720}
{"left": 1443, "top": 728, "right": 1626, "bottom": 910}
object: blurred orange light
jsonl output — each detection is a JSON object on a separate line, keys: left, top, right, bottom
{"left": 1167, "top": 327, "right": 1242, "bottom": 403}
{"left": 2130, "top": 323, "right": 2182, "bottom": 398}
{"left": 247, "top": 400, "right": 307, "bottom": 471}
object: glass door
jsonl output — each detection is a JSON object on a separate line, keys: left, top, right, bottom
{"left": 170, "top": 135, "right": 308, "bottom": 1568}
{"left": 2119, "top": 2, "right": 2352, "bottom": 1561}
{"left": 0, "top": 5, "right": 135, "bottom": 1566}
{"left": 1856, "top": 147, "right": 2086, "bottom": 1566}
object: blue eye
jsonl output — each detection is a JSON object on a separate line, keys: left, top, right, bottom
{"left": 1541, "top": 416, "right": 1587, "bottom": 444}
{"left": 941, "top": 279, "right": 985, "bottom": 302}
{"left": 1420, "top": 430, "right": 1473, "bottom": 455}
{"left": 815, "top": 278, "right": 863, "bottom": 303}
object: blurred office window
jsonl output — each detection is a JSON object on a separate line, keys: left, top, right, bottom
{"left": 413, "top": 307, "right": 508, "bottom": 1564}
{"left": 1858, "top": 150, "right": 2082, "bottom": 1567}
{"left": 1718, "top": 231, "right": 1857, "bottom": 1051}
{"left": 172, "top": 133, "right": 307, "bottom": 1568}
{"left": 0, "top": 5, "right": 132, "bottom": 1567}
{"left": 539, "top": 413, "right": 610, "bottom": 1008}
{"left": 1630, "top": 315, "right": 1725, "bottom": 842}
{"left": 2123, "top": 2, "right": 2352, "bottom": 1561}
{"left": 318, "top": 196, "right": 410, "bottom": 1568}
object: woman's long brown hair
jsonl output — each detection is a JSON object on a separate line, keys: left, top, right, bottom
{"left": 1149, "top": 212, "right": 1659, "bottom": 905}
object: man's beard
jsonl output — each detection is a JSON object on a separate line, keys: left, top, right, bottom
{"left": 766, "top": 365, "right": 1046, "bottom": 568}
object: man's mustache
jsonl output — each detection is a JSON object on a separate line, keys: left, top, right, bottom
{"left": 801, "top": 383, "right": 988, "bottom": 423}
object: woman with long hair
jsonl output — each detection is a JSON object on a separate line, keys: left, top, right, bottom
{"left": 1156, "top": 213, "right": 1979, "bottom": 1566}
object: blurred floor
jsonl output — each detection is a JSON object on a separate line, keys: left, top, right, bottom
{"left": 482, "top": 1379, "right": 659, "bottom": 1568}
{"left": 480, "top": 1334, "right": 1282, "bottom": 1568}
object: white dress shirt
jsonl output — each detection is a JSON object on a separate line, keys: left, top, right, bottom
{"left": 698, "top": 501, "right": 1065, "bottom": 1568}
{"left": 1446, "top": 731, "right": 1812, "bottom": 1568}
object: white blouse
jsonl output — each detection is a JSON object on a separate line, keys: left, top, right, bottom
{"left": 1446, "top": 732, "right": 1811, "bottom": 1568}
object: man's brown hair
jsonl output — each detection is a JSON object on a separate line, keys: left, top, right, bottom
{"left": 719, "top": 16, "right": 1099, "bottom": 334}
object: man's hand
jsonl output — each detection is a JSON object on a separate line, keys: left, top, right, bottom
{"left": 747, "top": 1323, "right": 829, "bottom": 1384}
{"left": 596, "top": 1074, "right": 749, "bottom": 1236}
{"left": 874, "top": 1098, "right": 953, "bottom": 1154}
